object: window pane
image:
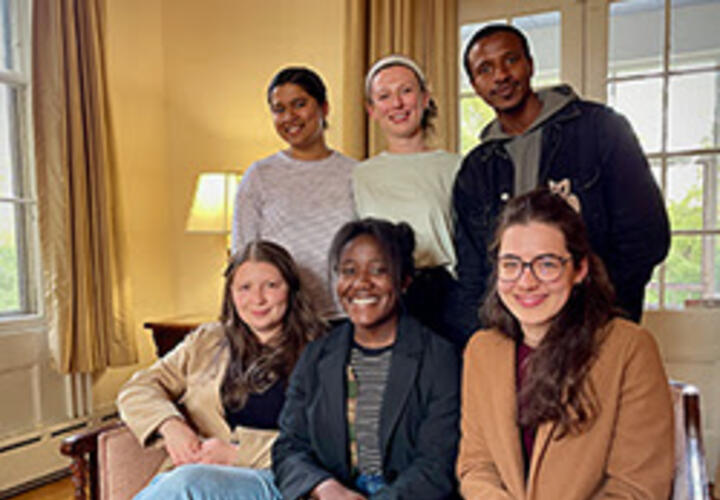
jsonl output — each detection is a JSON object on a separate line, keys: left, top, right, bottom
{"left": 513, "top": 12, "right": 561, "bottom": 86}
{"left": 0, "top": 201, "right": 20, "bottom": 313}
{"left": 0, "top": 0, "right": 16, "bottom": 71}
{"left": 664, "top": 234, "right": 704, "bottom": 308}
{"left": 608, "top": 0, "right": 664, "bottom": 78}
{"left": 670, "top": 0, "right": 720, "bottom": 71}
{"left": 459, "top": 95, "right": 495, "bottom": 154}
{"left": 668, "top": 71, "right": 720, "bottom": 152}
{"left": 607, "top": 77, "right": 663, "bottom": 153}
{"left": 667, "top": 156, "right": 704, "bottom": 230}
{"left": 0, "top": 83, "right": 20, "bottom": 198}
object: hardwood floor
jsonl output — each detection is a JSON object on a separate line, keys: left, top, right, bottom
{"left": 6, "top": 477, "right": 74, "bottom": 500}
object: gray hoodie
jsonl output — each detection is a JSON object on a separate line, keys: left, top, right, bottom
{"left": 480, "top": 84, "right": 577, "bottom": 195}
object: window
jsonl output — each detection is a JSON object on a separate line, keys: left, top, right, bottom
{"left": 0, "top": 0, "right": 38, "bottom": 320}
{"left": 608, "top": 0, "right": 720, "bottom": 308}
{"left": 458, "top": 0, "right": 720, "bottom": 310}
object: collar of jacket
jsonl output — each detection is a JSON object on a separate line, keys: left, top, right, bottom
{"left": 315, "top": 315, "right": 426, "bottom": 477}
{"left": 479, "top": 93, "right": 584, "bottom": 160}
{"left": 318, "top": 314, "right": 425, "bottom": 361}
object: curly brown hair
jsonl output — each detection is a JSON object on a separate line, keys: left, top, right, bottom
{"left": 219, "top": 240, "right": 326, "bottom": 411}
{"left": 481, "top": 188, "right": 618, "bottom": 437}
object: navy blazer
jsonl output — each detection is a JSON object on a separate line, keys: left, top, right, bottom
{"left": 272, "top": 315, "right": 461, "bottom": 499}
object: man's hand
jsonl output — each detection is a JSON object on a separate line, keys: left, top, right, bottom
{"left": 311, "top": 478, "right": 367, "bottom": 500}
{"left": 158, "top": 417, "right": 201, "bottom": 466}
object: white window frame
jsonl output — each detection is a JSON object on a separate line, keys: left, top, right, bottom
{"left": 605, "top": 0, "right": 720, "bottom": 308}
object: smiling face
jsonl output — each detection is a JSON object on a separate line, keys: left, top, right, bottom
{"left": 269, "top": 83, "right": 328, "bottom": 152}
{"left": 231, "top": 260, "right": 289, "bottom": 344}
{"left": 366, "top": 65, "right": 429, "bottom": 141}
{"left": 336, "top": 234, "right": 400, "bottom": 345}
{"left": 466, "top": 30, "right": 534, "bottom": 114}
{"left": 497, "top": 221, "right": 587, "bottom": 345}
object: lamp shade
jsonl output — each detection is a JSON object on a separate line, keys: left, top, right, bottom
{"left": 185, "top": 172, "right": 241, "bottom": 233}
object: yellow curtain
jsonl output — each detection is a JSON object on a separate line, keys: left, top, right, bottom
{"left": 32, "top": 0, "right": 137, "bottom": 373}
{"left": 343, "top": 0, "right": 459, "bottom": 158}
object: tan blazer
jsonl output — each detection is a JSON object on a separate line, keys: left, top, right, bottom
{"left": 117, "top": 322, "right": 276, "bottom": 469}
{"left": 457, "top": 318, "right": 674, "bottom": 500}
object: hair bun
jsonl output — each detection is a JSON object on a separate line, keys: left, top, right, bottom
{"left": 394, "top": 221, "right": 416, "bottom": 257}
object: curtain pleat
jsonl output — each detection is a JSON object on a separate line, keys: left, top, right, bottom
{"left": 32, "top": 0, "right": 136, "bottom": 373}
{"left": 344, "top": 0, "right": 459, "bottom": 158}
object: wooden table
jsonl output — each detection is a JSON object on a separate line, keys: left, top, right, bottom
{"left": 143, "top": 314, "right": 213, "bottom": 357}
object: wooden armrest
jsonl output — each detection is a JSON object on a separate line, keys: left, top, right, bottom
{"left": 669, "top": 381, "right": 710, "bottom": 500}
{"left": 59, "top": 421, "right": 126, "bottom": 500}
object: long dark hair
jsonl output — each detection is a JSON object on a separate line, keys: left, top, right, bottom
{"left": 220, "top": 240, "right": 326, "bottom": 410}
{"left": 481, "top": 188, "right": 617, "bottom": 436}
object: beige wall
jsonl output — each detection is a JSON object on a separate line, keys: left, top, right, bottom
{"left": 95, "top": 0, "right": 172, "bottom": 408}
{"left": 95, "top": 0, "right": 348, "bottom": 406}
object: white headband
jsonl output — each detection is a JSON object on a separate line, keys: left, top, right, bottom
{"left": 364, "top": 55, "right": 427, "bottom": 99}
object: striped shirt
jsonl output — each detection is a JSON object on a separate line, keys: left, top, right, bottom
{"left": 231, "top": 150, "right": 356, "bottom": 318}
{"left": 349, "top": 343, "right": 393, "bottom": 475}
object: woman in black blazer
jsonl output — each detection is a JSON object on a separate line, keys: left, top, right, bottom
{"left": 272, "top": 218, "right": 460, "bottom": 499}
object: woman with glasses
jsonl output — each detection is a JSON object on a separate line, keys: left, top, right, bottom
{"left": 456, "top": 188, "right": 674, "bottom": 499}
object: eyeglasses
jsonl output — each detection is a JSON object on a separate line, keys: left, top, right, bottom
{"left": 497, "top": 254, "right": 571, "bottom": 283}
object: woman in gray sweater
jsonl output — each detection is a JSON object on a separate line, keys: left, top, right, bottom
{"left": 232, "top": 67, "right": 356, "bottom": 321}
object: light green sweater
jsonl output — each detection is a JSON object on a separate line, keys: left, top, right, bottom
{"left": 353, "top": 150, "right": 461, "bottom": 272}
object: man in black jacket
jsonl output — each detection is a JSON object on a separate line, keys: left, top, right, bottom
{"left": 453, "top": 24, "right": 670, "bottom": 335}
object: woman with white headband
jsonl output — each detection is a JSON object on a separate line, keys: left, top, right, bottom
{"left": 354, "top": 55, "right": 465, "bottom": 347}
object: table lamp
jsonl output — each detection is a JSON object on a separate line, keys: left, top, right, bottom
{"left": 185, "top": 172, "right": 241, "bottom": 253}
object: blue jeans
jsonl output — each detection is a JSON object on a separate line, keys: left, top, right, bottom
{"left": 133, "top": 464, "right": 281, "bottom": 500}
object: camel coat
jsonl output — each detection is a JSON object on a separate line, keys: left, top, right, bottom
{"left": 457, "top": 318, "right": 674, "bottom": 500}
{"left": 117, "top": 322, "right": 277, "bottom": 469}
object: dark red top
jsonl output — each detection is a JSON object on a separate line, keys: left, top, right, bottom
{"left": 516, "top": 342, "right": 536, "bottom": 477}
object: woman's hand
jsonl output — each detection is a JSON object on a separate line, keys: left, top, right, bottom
{"left": 196, "top": 438, "right": 239, "bottom": 465}
{"left": 158, "top": 417, "right": 201, "bottom": 466}
{"left": 311, "top": 479, "right": 367, "bottom": 500}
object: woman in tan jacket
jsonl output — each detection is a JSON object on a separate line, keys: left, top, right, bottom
{"left": 119, "top": 241, "right": 324, "bottom": 499}
{"left": 456, "top": 188, "right": 674, "bottom": 500}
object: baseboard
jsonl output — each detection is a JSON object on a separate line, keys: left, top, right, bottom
{"left": 0, "top": 405, "right": 118, "bottom": 494}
